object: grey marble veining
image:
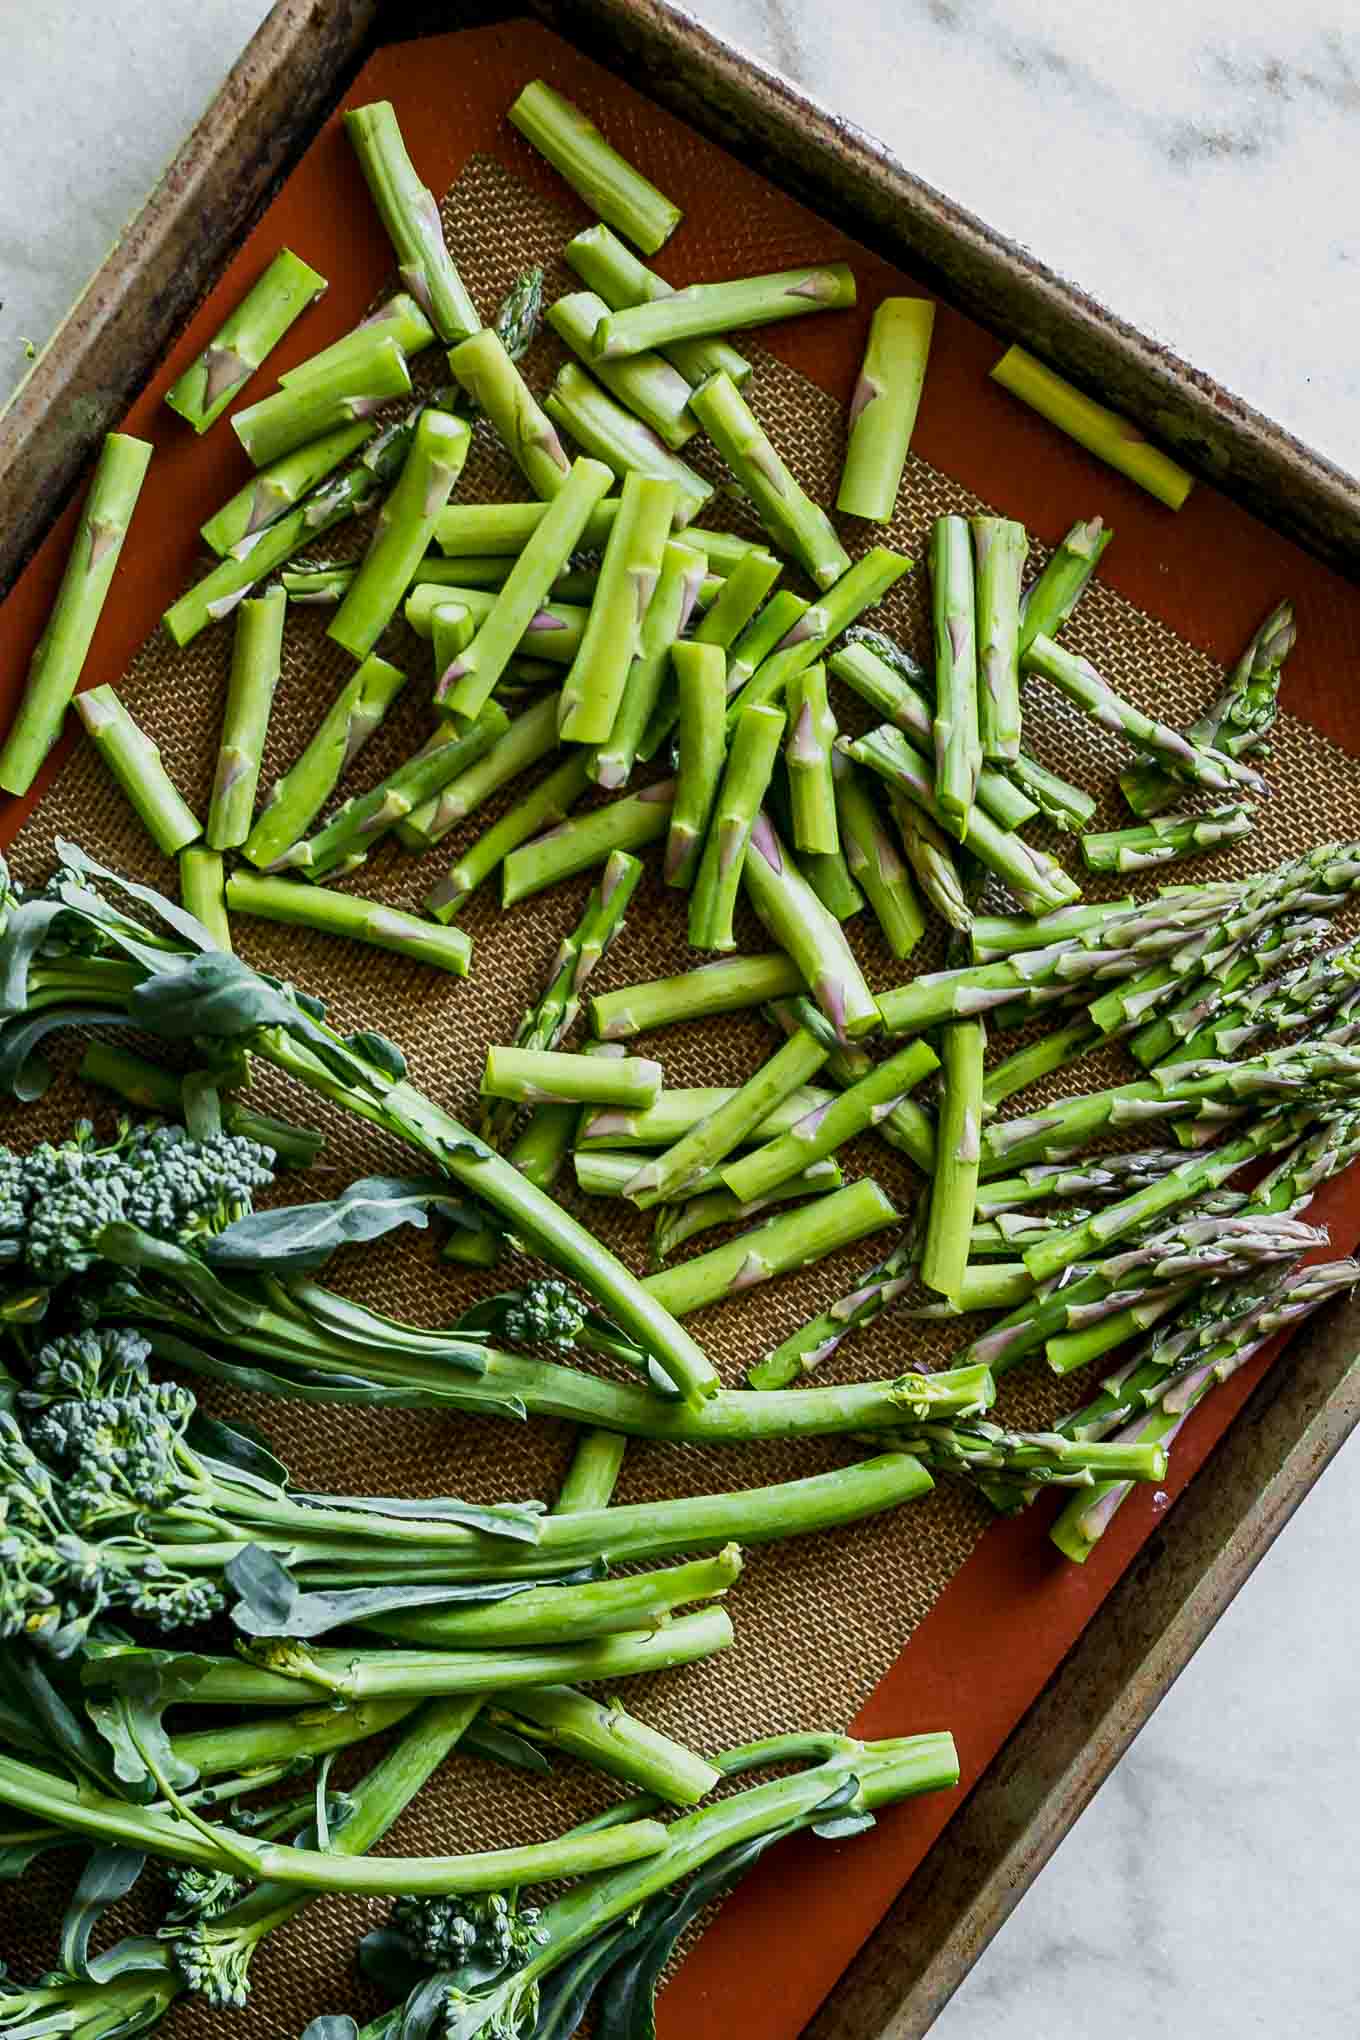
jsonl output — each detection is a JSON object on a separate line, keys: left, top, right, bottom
{"left": 1, "top": 6, "right": 1359, "bottom": 2036}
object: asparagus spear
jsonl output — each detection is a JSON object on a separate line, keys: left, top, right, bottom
{"left": 165, "top": 247, "right": 326, "bottom": 432}
{"left": 765, "top": 994, "right": 936, "bottom": 1171}
{"left": 483, "top": 1046, "right": 661, "bottom": 1110}
{"left": 990, "top": 346, "right": 1194, "bottom": 508}
{"left": 559, "top": 473, "right": 678, "bottom": 744}
{"left": 448, "top": 325, "right": 572, "bottom": 499}
{"left": 920, "top": 1019, "right": 986, "bottom": 1301}
{"left": 664, "top": 641, "right": 729, "bottom": 889}
{"left": 200, "top": 422, "right": 374, "bottom": 556}
{"left": 328, "top": 409, "right": 470, "bottom": 657}
{"left": 1080, "top": 805, "right": 1255, "bottom": 873}
{"left": 725, "top": 547, "right": 914, "bottom": 729}
{"left": 548, "top": 290, "right": 699, "bottom": 449}
{"left": 691, "top": 550, "right": 782, "bottom": 653}
{"left": 179, "top": 848, "right": 232, "bottom": 951}
{"left": 975, "top": 1150, "right": 1188, "bottom": 1217}
{"left": 625, "top": 1022, "right": 830, "bottom": 1209}
{"left": 983, "top": 1021, "right": 1103, "bottom": 1110}
{"left": 484, "top": 851, "right": 643, "bottom": 1152}
{"left": 501, "top": 779, "right": 675, "bottom": 905}
{"left": 850, "top": 726, "right": 1081, "bottom": 916}
{"left": 591, "top": 954, "right": 803, "bottom": 1038}
{"left": 425, "top": 755, "right": 592, "bottom": 922}
{"left": 344, "top": 100, "right": 479, "bottom": 340}
{"left": 969, "top": 897, "right": 1140, "bottom": 960}
{"left": 231, "top": 333, "right": 412, "bottom": 467}
{"left": 73, "top": 686, "right": 201, "bottom": 856}
{"left": 723, "top": 1039, "right": 938, "bottom": 1205}
{"left": 689, "top": 372, "right": 850, "bottom": 589}
{"left": 242, "top": 654, "right": 406, "bottom": 869}
{"left": 643, "top": 1178, "right": 898, "bottom": 1317}
{"left": 577, "top": 1083, "right": 835, "bottom": 1151}
{"left": 0, "top": 432, "right": 152, "bottom": 795}
{"left": 784, "top": 663, "right": 839, "bottom": 854}
{"left": 689, "top": 705, "right": 785, "bottom": 950}
{"left": 397, "top": 692, "right": 561, "bottom": 851}
{"left": 280, "top": 705, "right": 509, "bottom": 878}
{"left": 206, "top": 586, "right": 286, "bottom": 851}
{"left": 1018, "top": 515, "right": 1112, "bottom": 652}
{"left": 592, "top": 541, "right": 708, "bottom": 790}
{"left": 650, "top": 1165, "right": 845, "bottom": 1262}
{"left": 723, "top": 591, "right": 811, "bottom": 703}
{"left": 509, "top": 79, "right": 682, "bottom": 252}
{"left": 743, "top": 811, "right": 882, "bottom": 1039}
{"left": 929, "top": 516, "right": 982, "bottom": 832}
{"left": 833, "top": 753, "right": 924, "bottom": 959}
{"left": 836, "top": 296, "right": 934, "bottom": 522}
{"left": 1126, "top": 910, "right": 1333, "bottom": 1066}
{"left": 564, "top": 222, "right": 752, "bottom": 385}
{"left": 544, "top": 362, "right": 713, "bottom": 526}
{"left": 437, "top": 457, "right": 615, "bottom": 720}
{"left": 971, "top": 515, "right": 1027, "bottom": 763}
{"left": 437, "top": 498, "right": 620, "bottom": 556}
{"left": 888, "top": 789, "right": 971, "bottom": 933}
{"left": 1025, "top": 633, "right": 1267, "bottom": 799}
{"left": 595, "top": 262, "right": 856, "bottom": 358}
{"left": 749, "top": 1230, "right": 920, "bottom": 1388}
{"left": 222, "top": 872, "right": 471, "bottom": 974}
{"left": 829, "top": 639, "right": 1038, "bottom": 834}
{"left": 1120, "top": 599, "right": 1296, "bottom": 817}
{"left": 1161, "top": 930, "right": 1360, "bottom": 1067}
{"left": 405, "top": 581, "right": 586, "bottom": 661}
{"left": 278, "top": 291, "right": 435, "bottom": 388}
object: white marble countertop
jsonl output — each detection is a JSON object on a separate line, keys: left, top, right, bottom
{"left": 2, "top": 5, "right": 1358, "bottom": 2034}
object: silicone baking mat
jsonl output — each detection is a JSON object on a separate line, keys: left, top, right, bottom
{"left": 2, "top": 21, "right": 1359, "bottom": 2037}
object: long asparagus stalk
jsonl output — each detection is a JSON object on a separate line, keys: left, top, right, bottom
{"left": 971, "top": 515, "right": 1027, "bottom": 763}
{"left": 722, "top": 1039, "right": 938, "bottom": 1205}
{"left": 920, "top": 1019, "right": 986, "bottom": 1302}
{"left": 594, "top": 540, "right": 708, "bottom": 790}
{"left": 929, "top": 516, "right": 982, "bottom": 833}
{"left": 328, "top": 408, "right": 469, "bottom": 656}
{"left": 224, "top": 873, "right": 472, "bottom": 976}
{"left": 643, "top": 1178, "right": 900, "bottom": 1317}
{"left": 558, "top": 472, "right": 677, "bottom": 744}
{"left": 666, "top": 641, "right": 729, "bottom": 888}
{"left": 501, "top": 779, "right": 675, "bottom": 905}
{"left": 244, "top": 655, "right": 407, "bottom": 868}
{"left": 833, "top": 752, "right": 925, "bottom": 959}
{"left": 688, "top": 705, "right": 785, "bottom": 950}
{"left": 591, "top": 955, "right": 803, "bottom": 1038}
{"left": 448, "top": 325, "right": 573, "bottom": 499}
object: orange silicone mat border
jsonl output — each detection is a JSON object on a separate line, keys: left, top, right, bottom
{"left": 2, "top": 21, "right": 1359, "bottom": 2036}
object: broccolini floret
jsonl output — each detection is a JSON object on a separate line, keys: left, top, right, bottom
{"left": 386, "top": 1890, "right": 547, "bottom": 1979}
{"left": 499, "top": 1278, "right": 587, "bottom": 1350}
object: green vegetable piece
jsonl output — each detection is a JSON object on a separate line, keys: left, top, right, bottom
{"left": 165, "top": 248, "right": 326, "bottom": 433}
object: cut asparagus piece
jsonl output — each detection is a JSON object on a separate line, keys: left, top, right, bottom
{"left": 666, "top": 641, "right": 729, "bottom": 888}
{"left": 426, "top": 755, "right": 592, "bottom": 921}
{"left": 200, "top": 423, "right": 374, "bottom": 557}
{"left": 724, "top": 592, "right": 810, "bottom": 701}
{"left": 726, "top": 547, "right": 912, "bottom": 731}
{"left": 723, "top": 1038, "right": 938, "bottom": 1204}
{"left": 829, "top": 639, "right": 1038, "bottom": 835}
{"left": 971, "top": 515, "right": 1027, "bottom": 764}
{"left": 1081, "top": 806, "right": 1255, "bottom": 874}
{"left": 929, "top": 515, "right": 981, "bottom": 832}
{"left": 983, "top": 1021, "right": 1103, "bottom": 1110}
{"left": 1019, "top": 515, "right": 1112, "bottom": 653}
{"left": 833, "top": 752, "right": 924, "bottom": 959}
{"left": 595, "top": 263, "right": 856, "bottom": 358}
{"left": 1120, "top": 599, "right": 1296, "bottom": 817}
{"left": 279, "top": 292, "right": 435, "bottom": 391}
{"left": 651, "top": 1164, "right": 844, "bottom": 1262}
{"left": 548, "top": 290, "right": 699, "bottom": 450}
{"left": 888, "top": 789, "right": 972, "bottom": 933}
{"left": 591, "top": 954, "right": 803, "bottom": 1038}
{"left": 501, "top": 779, "right": 675, "bottom": 905}
{"left": 1025, "top": 633, "right": 1267, "bottom": 799}
{"left": 224, "top": 871, "right": 471, "bottom": 975}
{"left": 850, "top": 726, "right": 1081, "bottom": 916}
{"left": 688, "top": 704, "right": 785, "bottom": 950}
{"left": 179, "top": 848, "right": 232, "bottom": 951}
{"left": 691, "top": 550, "right": 782, "bottom": 655}
{"left": 244, "top": 654, "right": 407, "bottom": 869}
{"left": 969, "top": 898, "right": 1138, "bottom": 961}
{"left": 785, "top": 663, "right": 839, "bottom": 855}
{"left": 328, "top": 409, "right": 469, "bottom": 657}
{"left": 205, "top": 586, "right": 286, "bottom": 851}
{"left": 0, "top": 432, "right": 152, "bottom": 795}
{"left": 231, "top": 333, "right": 412, "bottom": 468}
{"left": 448, "top": 325, "right": 572, "bottom": 499}
{"left": 921, "top": 1019, "right": 986, "bottom": 1303}
{"left": 345, "top": 100, "right": 478, "bottom": 341}
{"left": 1006, "top": 753, "right": 1099, "bottom": 832}
{"left": 73, "top": 686, "right": 201, "bottom": 857}
{"left": 766, "top": 994, "right": 936, "bottom": 1172}
{"left": 688, "top": 372, "right": 850, "bottom": 589}
{"left": 397, "top": 692, "right": 561, "bottom": 851}
{"left": 558, "top": 472, "right": 678, "bottom": 744}
{"left": 991, "top": 345, "right": 1194, "bottom": 508}
{"left": 643, "top": 1177, "right": 898, "bottom": 1317}
{"left": 836, "top": 296, "right": 934, "bottom": 522}
{"left": 544, "top": 362, "right": 713, "bottom": 526}
{"left": 564, "top": 223, "right": 753, "bottom": 386}
{"left": 625, "top": 1023, "right": 830, "bottom": 1209}
{"left": 577, "top": 1084, "right": 835, "bottom": 1151}
{"left": 483, "top": 1046, "right": 661, "bottom": 1110}
{"left": 437, "top": 457, "right": 615, "bottom": 720}
{"left": 749, "top": 1232, "right": 922, "bottom": 1388}
{"left": 509, "top": 79, "right": 682, "bottom": 253}
{"left": 742, "top": 811, "right": 881, "bottom": 1038}
{"left": 165, "top": 247, "right": 326, "bottom": 432}
{"left": 591, "top": 540, "right": 708, "bottom": 790}
{"left": 405, "top": 581, "right": 586, "bottom": 662}
{"left": 437, "top": 498, "right": 621, "bottom": 556}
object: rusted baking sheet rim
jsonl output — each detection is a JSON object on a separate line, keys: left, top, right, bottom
{"left": 1, "top": 7, "right": 1358, "bottom": 2036}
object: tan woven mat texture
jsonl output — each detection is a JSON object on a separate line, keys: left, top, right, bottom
{"left": 5, "top": 155, "right": 1360, "bottom": 2030}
